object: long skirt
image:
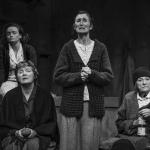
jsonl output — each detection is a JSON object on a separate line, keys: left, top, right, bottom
{"left": 59, "top": 102, "right": 102, "bottom": 150}
{"left": 2, "top": 137, "right": 39, "bottom": 150}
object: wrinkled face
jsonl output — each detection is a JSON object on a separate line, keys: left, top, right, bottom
{"left": 6, "top": 26, "right": 22, "bottom": 43}
{"left": 17, "top": 66, "right": 35, "bottom": 85}
{"left": 136, "top": 76, "right": 150, "bottom": 93}
{"left": 74, "top": 13, "right": 92, "bottom": 34}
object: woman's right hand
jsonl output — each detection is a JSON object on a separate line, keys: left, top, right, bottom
{"left": 133, "top": 119, "right": 139, "bottom": 126}
{"left": 81, "top": 70, "right": 88, "bottom": 81}
{"left": 15, "top": 129, "right": 24, "bottom": 138}
{"left": 133, "top": 117, "right": 146, "bottom": 126}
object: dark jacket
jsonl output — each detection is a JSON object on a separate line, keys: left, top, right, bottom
{"left": 54, "top": 39, "right": 113, "bottom": 118}
{"left": 116, "top": 91, "right": 150, "bottom": 136}
{"left": 0, "top": 43, "right": 37, "bottom": 85}
{"left": 0, "top": 86, "right": 59, "bottom": 150}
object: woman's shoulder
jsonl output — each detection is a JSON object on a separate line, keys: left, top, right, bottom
{"left": 94, "top": 39, "right": 108, "bottom": 51}
{"left": 36, "top": 85, "right": 48, "bottom": 95}
{"left": 62, "top": 39, "right": 74, "bottom": 47}
{"left": 36, "top": 86, "right": 52, "bottom": 98}
{"left": 94, "top": 39, "right": 106, "bottom": 46}
{"left": 23, "top": 43, "right": 35, "bottom": 50}
{"left": 124, "top": 91, "right": 136, "bottom": 100}
{"left": 60, "top": 39, "right": 74, "bottom": 53}
{"left": 36, "top": 86, "right": 55, "bottom": 104}
{"left": 3, "top": 87, "right": 20, "bottom": 103}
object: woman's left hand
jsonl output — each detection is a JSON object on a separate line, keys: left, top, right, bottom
{"left": 28, "top": 129, "right": 37, "bottom": 138}
{"left": 139, "top": 108, "right": 150, "bottom": 117}
{"left": 82, "top": 66, "right": 91, "bottom": 75}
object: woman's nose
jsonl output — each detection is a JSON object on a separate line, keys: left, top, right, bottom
{"left": 22, "top": 70, "right": 27, "bottom": 75}
{"left": 143, "top": 80, "right": 146, "bottom": 84}
{"left": 9, "top": 33, "right": 13, "bottom": 37}
{"left": 80, "top": 20, "right": 83, "bottom": 25}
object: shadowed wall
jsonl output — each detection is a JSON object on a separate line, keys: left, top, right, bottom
{"left": 0, "top": 0, "right": 150, "bottom": 100}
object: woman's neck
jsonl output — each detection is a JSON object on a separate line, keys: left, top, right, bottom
{"left": 77, "top": 33, "right": 92, "bottom": 46}
{"left": 9, "top": 41, "right": 21, "bottom": 52}
{"left": 21, "top": 83, "right": 34, "bottom": 100}
{"left": 139, "top": 91, "right": 149, "bottom": 98}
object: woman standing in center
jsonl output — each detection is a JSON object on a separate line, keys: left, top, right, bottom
{"left": 54, "top": 10, "right": 113, "bottom": 150}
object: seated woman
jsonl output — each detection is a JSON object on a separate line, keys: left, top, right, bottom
{"left": 115, "top": 67, "right": 150, "bottom": 150}
{"left": 0, "top": 23, "right": 37, "bottom": 97}
{"left": 0, "top": 61, "right": 59, "bottom": 150}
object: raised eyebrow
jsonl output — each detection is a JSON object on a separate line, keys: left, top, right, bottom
{"left": 137, "top": 78, "right": 143, "bottom": 81}
{"left": 76, "top": 18, "right": 81, "bottom": 21}
{"left": 6, "top": 31, "right": 17, "bottom": 34}
{"left": 18, "top": 70, "right": 23, "bottom": 73}
{"left": 83, "top": 17, "right": 88, "bottom": 20}
{"left": 25, "top": 68, "right": 32, "bottom": 71}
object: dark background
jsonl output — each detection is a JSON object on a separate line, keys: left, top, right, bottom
{"left": 1, "top": 0, "right": 150, "bottom": 101}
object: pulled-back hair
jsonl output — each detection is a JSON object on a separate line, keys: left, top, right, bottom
{"left": 0, "top": 22, "right": 30, "bottom": 46}
{"left": 71, "top": 10, "right": 94, "bottom": 38}
{"left": 74, "top": 10, "right": 94, "bottom": 27}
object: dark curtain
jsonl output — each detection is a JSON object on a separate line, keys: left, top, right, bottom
{"left": 1, "top": 0, "right": 150, "bottom": 103}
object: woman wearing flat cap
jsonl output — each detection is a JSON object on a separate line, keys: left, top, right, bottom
{"left": 116, "top": 66, "right": 150, "bottom": 136}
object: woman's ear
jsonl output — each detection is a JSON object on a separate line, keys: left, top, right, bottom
{"left": 19, "top": 34, "right": 22, "bottom": 39}
{"left": 90, "top": 24, "right": 93, "bottom": 30}
{"left": 73, "top": 23, "right": 76, "bottom": 30}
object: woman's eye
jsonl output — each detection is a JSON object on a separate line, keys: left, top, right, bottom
{"left": 83, "top": 18, "right": 87, "bottom": 22}
{"left": 146, "top": 78, "right": 150, "bottom": 81}
{"left": 137, "top": 79, "right": 142, "bottom": 82}
{"left": 6, "top": 33, "right": 10, "bottom": 36}
{"left": 26, "top": 70, "right": 31, "bottom": 72}
{"left": 12, "top": 32, "right": 17, "bottom": 34}
{"left": 25, "top": 68, "right": 32, "bottom": 72}
{"left": 18, "top": 71, "right": 23, "bottom": 74}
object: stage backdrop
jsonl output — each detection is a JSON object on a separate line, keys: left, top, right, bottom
{"left": 0, "top": 0, "right": 150, "bottom": 103}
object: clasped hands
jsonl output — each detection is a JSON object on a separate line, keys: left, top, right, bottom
{"left": 133, "top": 108, "right": 150, "bottom": 126}
{"left": 15, "top": 127, "right": 37, "bottom": 139}
{"left": 81, "top": 66, "right": 91, "bottom": 82}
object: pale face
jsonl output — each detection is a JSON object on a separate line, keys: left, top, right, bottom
{"left": 74, "top": 13, "right": 92, "bottom": 34}
{"left": 136, "top": 76, "right": 150, "bottom": 93}
{"left": 6, "top": 26, "right": 22, "bottom": 43}
{"left": 17, "top": 66, "right": 35, "bottom": 85}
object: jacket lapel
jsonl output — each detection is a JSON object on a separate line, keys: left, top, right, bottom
{"left": 71, "top": 40, "right": 84, "bottom": 63}
{"left": 132, "top": 91, "right": 139, "bottom": 114}
{"left": 16, "top": 87, "right": 26, "bottom": 120}
{"left": 22, "top": 44, "right": 26, "bottom": 59}
{"left": 87, "top": 40, "right": 99, "bottom": 63}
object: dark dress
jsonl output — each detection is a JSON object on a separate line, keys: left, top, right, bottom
{"left": 0, "top": 86, "right": 59, "bottom": 150}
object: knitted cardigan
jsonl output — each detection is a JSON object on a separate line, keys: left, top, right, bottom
{"left": 54, "top": 39, "right": 113, "bottom": 118}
